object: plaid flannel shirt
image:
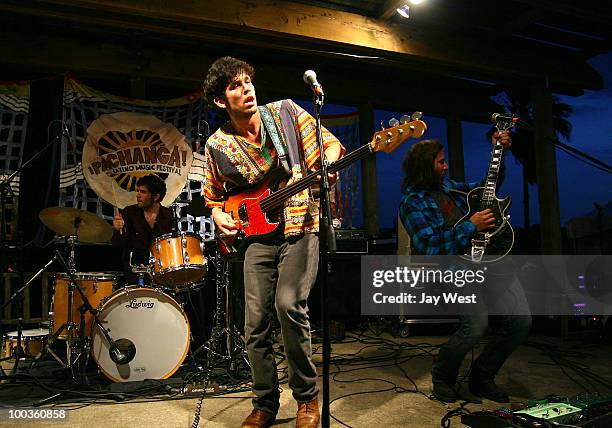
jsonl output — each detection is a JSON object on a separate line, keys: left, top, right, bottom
{"left": 399, "top": 179, "right": 480, "bottom": 255}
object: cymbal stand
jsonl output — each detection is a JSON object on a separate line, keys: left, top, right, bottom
{"left": 43, "top": 235, "right": 81, "bottom": 369}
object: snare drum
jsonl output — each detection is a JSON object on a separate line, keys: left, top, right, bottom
{"left": 91, "top": 287, "right": 190, "bottom": 382}
{"left": 150, "top": 232, "right": 206, "bottom": 290}
{"left": 2, "top": 329, "right": 48, "bottom": 359}
{"left": 50, "top": 272, "right": 116, "bottom": 338}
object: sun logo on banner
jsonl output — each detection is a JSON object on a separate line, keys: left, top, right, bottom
{"left": 82, "top": 112, "right": 193, "bottom": 208}
{"left": 94, "top": 130, "right": 179, "bottom": 191}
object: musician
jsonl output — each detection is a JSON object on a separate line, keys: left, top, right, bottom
{"left": 202, "top": 56, "right": 344, "bottom": 428}
{"left": 399, "top": 137, "right": 531, "bottom": 403}
{"left": 111, "top": 175, "right": 173, "bottom": 276}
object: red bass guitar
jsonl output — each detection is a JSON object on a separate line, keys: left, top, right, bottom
{"left": 216, "top": 116, "right": 427, "bottom": 258}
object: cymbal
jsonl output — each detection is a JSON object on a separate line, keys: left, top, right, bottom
{"left": 39, "top": 207, "right": 113, "bottom": 243}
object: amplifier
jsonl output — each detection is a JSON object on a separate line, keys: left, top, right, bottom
{"left": 334, "top": 229, "right": 368, "bottom": 254}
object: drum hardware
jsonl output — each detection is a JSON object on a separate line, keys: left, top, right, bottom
{"left": 129, "top": 251, "right": 153, "bottom": 287}
{"left": 0, "top": 283, "right": 29, "bottom": 376}
{"left": 50, "top": 272, "right": 115, "bottom": 339}
{"left": 0, "top": 251, "right": 59, "bottom": 378}
{"left": 2, "top": 329, "right": 48, "bottom": 360}
{"left": 191, "top": 250, "right": 249, "bottom": 374}
{"left": 31, "top": 250, "right": 134, "bottom": 377}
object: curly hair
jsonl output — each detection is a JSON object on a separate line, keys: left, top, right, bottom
{"left": 202, "top": 56, "right": 255, "bottom": 109}
{"left": 401, "top": 139, "right": 444, "bottom": 191}
{"left": 137, "top": 175, "right": 167, "bottom": 202}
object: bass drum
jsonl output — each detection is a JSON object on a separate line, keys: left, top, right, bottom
{"left": 91, "top": 287, "right": 190, "bottom": 382}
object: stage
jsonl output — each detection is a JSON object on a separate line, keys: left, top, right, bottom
{"left": 2, "top": 331, "right": 611, "bottom": 427}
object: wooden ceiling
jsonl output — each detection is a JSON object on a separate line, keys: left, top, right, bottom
{"left": 0, "top": 0, "right": 610, "bottom": 118}
{"left": 297, "top": 0, "right": 611, "bottom": 59}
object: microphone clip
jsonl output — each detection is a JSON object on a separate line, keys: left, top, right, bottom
{"left": 303, "top": 70, "right": 324, "bottom": 98}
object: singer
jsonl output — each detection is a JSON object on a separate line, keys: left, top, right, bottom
{"left": 111, "top": 175, "right": 173, "bottom": 277}
{"left": 202, "top": 56, "right": 345, "bottom": 428}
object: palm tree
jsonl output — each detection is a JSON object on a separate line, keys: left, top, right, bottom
{"left": 492, "top": 87, "right": 573, "bottom": 228}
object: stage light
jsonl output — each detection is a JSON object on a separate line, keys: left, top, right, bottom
{"left": 396, "top": 4, "right": 410, "bottom": 18}
{"left": 409, "top": 0, "right": 426, "bottom": 4}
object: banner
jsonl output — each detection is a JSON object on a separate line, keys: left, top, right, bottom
{"left": 0, "top": 81, "right": 29, "bottom": 241}
{"left": 61, "top": 77, "right": 220, "bottom": 239}
{"left": 82, "top": 112, "right": 193, "bottom": 208}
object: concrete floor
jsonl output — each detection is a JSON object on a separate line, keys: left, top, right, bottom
{"left": 2, "top": 333, "right": 612, "bottom": 428}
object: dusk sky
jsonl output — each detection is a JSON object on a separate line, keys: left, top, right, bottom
{"left": 298, "top": 51, "right": 612, "bottom": 232}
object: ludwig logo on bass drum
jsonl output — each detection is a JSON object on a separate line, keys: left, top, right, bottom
{"left": 125, "top": 299, "right": 155, "bottom": 309}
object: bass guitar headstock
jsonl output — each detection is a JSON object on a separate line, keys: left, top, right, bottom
{"left": 370, "top": 112, "right": 427, "bottom": 154}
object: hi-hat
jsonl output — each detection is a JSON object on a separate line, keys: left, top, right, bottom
{"left": 39, "top": 207, "right": 113, "bottom": 243}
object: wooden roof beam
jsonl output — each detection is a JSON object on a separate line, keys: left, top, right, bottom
{"left": 0, "top": 0, "right": 603, "bottom": 91}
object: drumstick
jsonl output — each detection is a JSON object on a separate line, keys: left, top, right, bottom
{"left": 111, "top": 182, "right": 124, "bottom": 235}
{"left": 114, "top": 206, "right": 124, "bottom": 235}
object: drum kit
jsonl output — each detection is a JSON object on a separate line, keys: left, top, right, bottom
{"left": 1, "top": 203, "right": 247, "bottom": 385}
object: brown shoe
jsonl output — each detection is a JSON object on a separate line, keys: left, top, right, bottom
{"left": 241, "top": 409, "right": 275, "bottom": 428}
{"left": 296, "top": 398, "right": 320, "bottom": 428}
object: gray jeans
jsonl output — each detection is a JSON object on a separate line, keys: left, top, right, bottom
{"left": 243, "top": 233, "right": 319, "bottom": 415}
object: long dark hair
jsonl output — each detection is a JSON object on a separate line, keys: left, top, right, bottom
{"left": 401, "top": 139, "right": 444, "bottom": 191}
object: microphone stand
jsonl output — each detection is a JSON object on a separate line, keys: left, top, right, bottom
{"left": 312, "top": 92, "right": 335, "bottom": 428}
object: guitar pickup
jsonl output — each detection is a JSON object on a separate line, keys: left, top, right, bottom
{"left": 238, "top": 204, "right": 249, "bottom": 226}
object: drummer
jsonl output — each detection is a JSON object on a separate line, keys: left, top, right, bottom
{"left": 112, "top": 175, "right": 173, "bottom": 281}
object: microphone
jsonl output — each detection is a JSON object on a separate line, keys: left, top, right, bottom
{"left": 303, "top": 70, "right": 324, "bottom": 97}
{"left": 109, "top": 338, "right": 136, "bottom": 365}
{"left": 491, "top": 113, "right": 518, "bottom": 123}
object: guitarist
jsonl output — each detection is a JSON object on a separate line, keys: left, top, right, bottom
{"left": 399, "top": 137, "right": 531, "bottom": 404}
{"left": 202, "top": 56, "right": 344, "bottom": 428}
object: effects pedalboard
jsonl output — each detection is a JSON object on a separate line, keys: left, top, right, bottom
{"left": 462, "top": 394, "right": 612, "bottom": 428}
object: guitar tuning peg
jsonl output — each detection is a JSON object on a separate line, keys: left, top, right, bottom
{"left": 399, "top": 115, "right": 410, "bottom": 124}
{"left": 380, "top": 121, "right": 385, "bottom": 130}
{"left": 388, "top": 117, "right": 399, "bottom": 127}
{"left": 411, "top": 111, "right": 423, "bottom": 121}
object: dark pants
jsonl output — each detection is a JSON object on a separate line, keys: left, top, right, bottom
{"left": 243, "top": 233, "right": 319, "bottom": 415}
{"left": 432, "top": 273, "right": 532, "bottom": 385}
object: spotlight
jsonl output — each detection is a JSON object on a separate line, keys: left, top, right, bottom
{"left": 396, "top": 4, "right": 410, "bottom": 18}
{"left": 409, "top": 0, "right": 426, "bottom": 4}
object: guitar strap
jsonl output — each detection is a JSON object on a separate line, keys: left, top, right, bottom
{"left": 259, "top": 104, "right": 290, "bottom": 175}
{"left": 259, "top": 100, "right": 306, "bottom": 177}
{"left": 278, "top": 100, "right": 305, "bottom": 174}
